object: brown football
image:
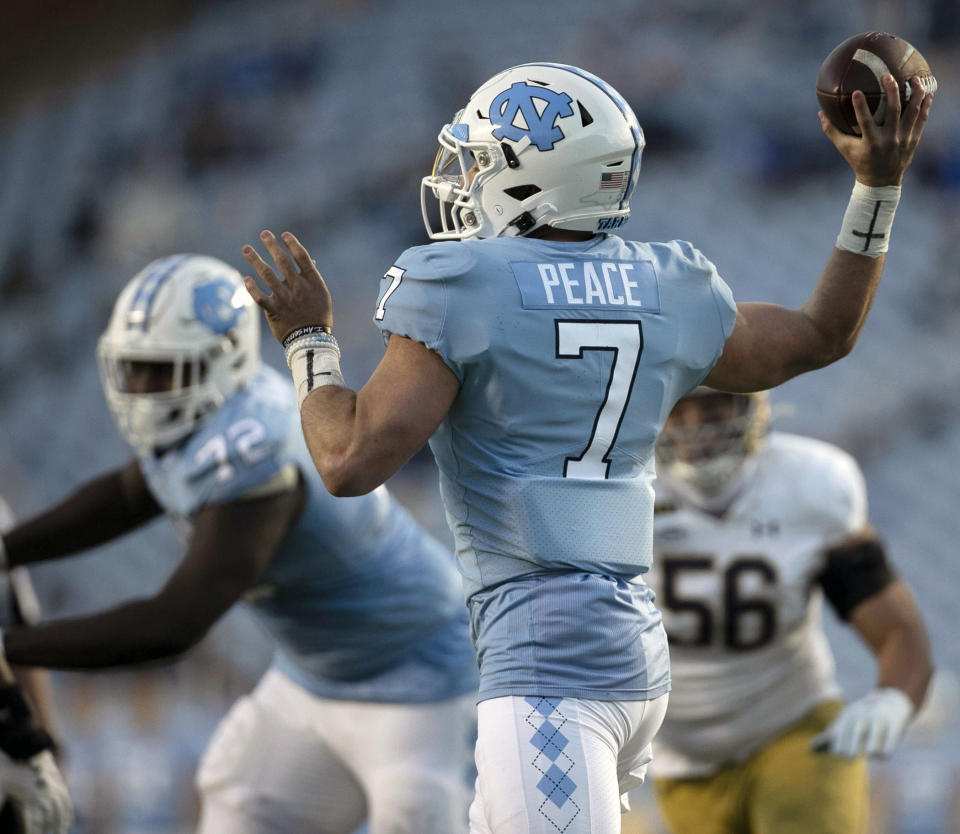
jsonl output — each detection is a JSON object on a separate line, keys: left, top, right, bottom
{"left": 816, "top": 31, "right": 937, "bottom": 135}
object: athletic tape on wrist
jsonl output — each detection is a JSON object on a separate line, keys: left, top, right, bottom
{"left": 836, "top": 181, "right": 901, "bottom": 257}
{"left": 286, "top": 336, "right": 344, "bottom": 409}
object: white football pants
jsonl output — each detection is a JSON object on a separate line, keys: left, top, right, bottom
{"left": 196, "top": 668, "right": 477, "bottom": 834}
{"left": 469, "top": 693, "right": 669, "bottom": 834}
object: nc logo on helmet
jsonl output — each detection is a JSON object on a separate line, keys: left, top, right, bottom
{"left": 194, "top": 279, "right": 244, "bottom": 334}
{"left": 489, "top": 82, "right": 574, "bottom": 151}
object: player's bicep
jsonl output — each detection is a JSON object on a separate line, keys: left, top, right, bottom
{"left": 356, "top": 333, "right": 460, "bottom": 463}
{"left": 848, "top": 580, "right": 928, "bottom": 655}
{"left": 703, "top": 302, "right": 831, "bottom": 392}
{"left": 157, "top": 480, "right": 305, "bottom": 628}
{"left": 118, "top": 458, "right": 163, "bottom": 521}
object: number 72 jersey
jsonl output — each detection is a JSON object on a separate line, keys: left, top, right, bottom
{"left": 374, "top": 234, "right": 737, "bottom": 598}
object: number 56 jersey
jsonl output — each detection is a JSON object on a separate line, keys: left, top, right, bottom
{"left": 648, "top": 432, "right": 868, "bottom": 778}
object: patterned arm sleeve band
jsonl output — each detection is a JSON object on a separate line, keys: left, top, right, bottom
{"left": 817, "top": 536, "right": 896, "bottom": 620}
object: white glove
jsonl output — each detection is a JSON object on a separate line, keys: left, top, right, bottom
{"left": 0, "top": 751, "right": 73, "bottom": 834}
{"left": 811, "top": 687, "right": 914, "bottom": 758}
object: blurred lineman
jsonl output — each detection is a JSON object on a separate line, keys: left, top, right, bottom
{"left": 0, "top": 498, "right": 71, "bottom": 834}
{"left": 0, "top": 256, "right": 478, "bottom": 834}
{"left": 242, "top": 63, "right": 932, "bottom": 833}
{"left": 646, "top": 389, "right": 933, "bottom": 834}
{"left": 0, "top": 653, "right": 71, "bottom": 834}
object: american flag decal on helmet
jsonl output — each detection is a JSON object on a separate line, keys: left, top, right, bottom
{"left": 600, "top": 171, "right": 627, "bottom": 189}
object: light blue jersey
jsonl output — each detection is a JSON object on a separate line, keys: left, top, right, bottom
{"left": 374, "top": 234, "right": 736, "bottom": 701}
{"left": 138, "top": 366, "right": 478, "bottom": 703}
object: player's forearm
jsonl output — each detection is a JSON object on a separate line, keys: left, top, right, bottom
{"left": 4, "top": 599, "right": 203, "bottom": 669}
{"left": 0, "top": 665, "right": 58, "bottom": 761}
{"left": 300, "top": 385, "right": 410, "bottom": 496}
{"left": 3, "top": 466, "right": 161, "bottom": 567}
{"left": 800, "top": 70, "right": 927, "bottom": 371}
{"left": 0, "top": 655, "right": 16, "bottom": 685}
{"left": 11, "top": 667, "right": 58, "bottom": 740}
{"left": 874, "top": 623, "right": 934, "bottom": 710}
{"left": 797, "top": 247, "right": 885, "bottom": 367}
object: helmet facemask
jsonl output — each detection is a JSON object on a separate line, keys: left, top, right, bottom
{"left": 657, "top": 390, "right": 770, "bottom": 498}
{"left": 98, "top": 341, "right": 234, "bottom": 454}
{"left": 421, "top": 119, "right": 517, "bottom": 239}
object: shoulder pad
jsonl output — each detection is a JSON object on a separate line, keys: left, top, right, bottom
{"left": 670, "top": 240, "right": 717, "bottom": 273}
{"left": 394, "top": 241, "right": 477, "bottom": 280}
{"left": 763, "top": 434, "right": 867, "bottom": 540}
{"left": 178, "top": 397, "right": 293, "bottom": 509}
{"left": 374, "top": 243, "right": 483, "bottom": 381}
{"left": 646, "top": 240, "right": 719, "bottom": 283}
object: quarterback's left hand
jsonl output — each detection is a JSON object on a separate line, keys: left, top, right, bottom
{"left": 242, "top": 230, "right": 333, "bottom": 344}
{"left": 811, "top": 687, "right": 914, "bottom": 758}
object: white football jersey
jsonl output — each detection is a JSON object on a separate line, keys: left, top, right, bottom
{"left": 648, "top": 432, "right": 867, "bottom": 778}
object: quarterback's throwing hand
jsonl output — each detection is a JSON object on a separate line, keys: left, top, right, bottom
{"left": 242, "top": 231, "right": 334, "bottom": 343}
{"left": 811, "top": 687, "right": 914, "bottom": 758}
{"left": 819, "top": 74, "right": 933, "bottom": 186}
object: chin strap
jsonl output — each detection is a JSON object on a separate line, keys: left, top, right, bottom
{"left": 505, "top": 212, "right": 536, "bottom": 236}
{"left": 504, "top": 204, "right": 558, "bottom": 238}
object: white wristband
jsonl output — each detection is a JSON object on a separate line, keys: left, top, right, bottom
{"left": 835, "top": 181, "right": 901, "bottom": 257}
{"left": 286, "top": 336, "right": 345, "bottom": 409}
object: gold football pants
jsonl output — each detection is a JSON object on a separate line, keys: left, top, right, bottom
{"left": 654, "top": 700, "right": 868, "bottom": 834}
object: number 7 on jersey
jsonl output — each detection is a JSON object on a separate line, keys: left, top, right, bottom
{"left": 556, "top": 320, "right": 644, "bottom": 479}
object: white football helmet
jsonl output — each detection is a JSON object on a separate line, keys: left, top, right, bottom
{"left": 98, "top": 255, "right": 260, "bottom": 453}
{"left": 421, "top": 62, "right": 645, "bottom": 239}
{"left": 656, "top": 389, "right": 770, "bottom": 495}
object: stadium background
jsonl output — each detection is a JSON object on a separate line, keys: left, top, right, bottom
{"left": 1, "top": 0, "right": 958, "bottom": 830}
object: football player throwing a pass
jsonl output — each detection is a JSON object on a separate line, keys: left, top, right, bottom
{"left": 0, "top": 256, "right": 479, "bottom": 834}
{"left": 242, "top": 63, "right": 932, "bottom": 833}
{"left": 647, "top": 389, "right": 932, "bottom": 834}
